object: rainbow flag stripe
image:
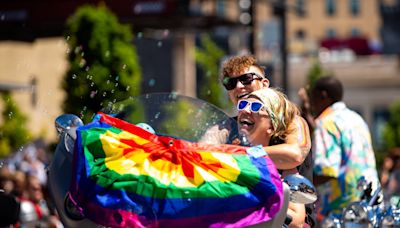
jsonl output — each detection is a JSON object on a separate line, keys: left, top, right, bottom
{"left": 69, "top": 113, "right": 283, "bottom": 227}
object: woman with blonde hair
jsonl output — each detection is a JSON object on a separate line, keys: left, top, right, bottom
{"left": 237, "top": 87, "right": 307, "bottom": 228}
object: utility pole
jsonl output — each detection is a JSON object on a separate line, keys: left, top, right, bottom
{"left": 272, "top": 0, "right": 288, "bottom": 94}
{"left": 239, "top": 0, "right": 255, "bottom": 54}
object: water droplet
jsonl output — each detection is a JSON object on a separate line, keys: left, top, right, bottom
{"left": 115, "top": 82, "right": 119, "bottom": 87}
{"left": 115, "top": 76, "right": 119, "bottom": 81}
{"left": 66, "top": 35, "right": 70, "bottom": 41}
{"left": 122, "top": 65, "right": 126, "bottom": 70}
{"left": 103, "top": 92, "right": 107, "bottom": 97}
{"left": 79, "top": 59, "right": 85, "bottom": 67}
{"left": 148, "top": 79, "right": 156, "bottom": 87}
{"left": 90, "top": 91, "right": 97, "bottom": 98}
{"left": 106, "top": 80, "right": 110, "bottom": 84}
{"left": 111, "top": 89, "right": 114, "bottom": 94}
{"left": 157, "top": 41, "right": 163, "bottom": 47}
{"left": 105, "top": 50, "right": 110, "bottom": 57}
{"left": 126, "top": 86, "right": 130, "bottom": 91}
{"left": 90, "top": 82, "right": 94, "bottom": 87}
{"left": 83, "top": 106, "right": 87, "bottom": 111}
{"left": 72, "top": 74, "right": 77, "bottom": 79}
{"left": 85, "top": 66, "right": 90, "bottom": 72}
{"left": 8, "top": 111, "right": 13, "bottom": 119}
{"left": 137, "top": 32, "right": 143, "bottom": 39}
{"left": 154, "top": 112, "right": 160, "bottom": 119}
{"left": 163, "top": 29, "right": 170, "bottom": 37}
{"left": 0, "top": 161, "right": 3, "bottom": 168}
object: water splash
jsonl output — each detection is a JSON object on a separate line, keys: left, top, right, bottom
{"left": 72, "top": 74, "right": 77, "bottom": 79}
{"left": 148, "top": 79, "right": 156, "bottom": 87}
{"left": 90, "top": 91, "right": 97, "bottom": 98}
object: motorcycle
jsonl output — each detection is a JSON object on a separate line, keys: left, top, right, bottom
{"left": 321, "top": 176, "right": 400, "bottom": 228}
{"left": 48, "top": 93, "right": 317, "bottom": 227}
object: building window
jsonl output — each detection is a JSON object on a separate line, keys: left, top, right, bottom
{"left": 216, "top": 0, "right": 225, "bottom": 17}
{"left": 373, "top": 109, "right": 390, "bottom": 150}
{"left": 350, "top": 27, "right": 361, "bottom": 37}
{"left": 326, "top": 0, "right": 336, "bottom": 16}
{"left": 296, "top": 0, "right": 306, "bottom": 17}
{"left": 349, "top": 0, "right": 360, "bottom": 16}
{"left": 326, "top": 27, "right": 337, "bottom": 38}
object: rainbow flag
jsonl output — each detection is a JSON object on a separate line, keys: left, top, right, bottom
{"left": 69, "top": 113, "right": 283, "bottom": 227}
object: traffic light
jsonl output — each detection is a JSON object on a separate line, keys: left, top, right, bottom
{"left": 238, "top": 0, "right": 253, "bottom": 26}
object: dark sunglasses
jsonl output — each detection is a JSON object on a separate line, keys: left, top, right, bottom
{"left": 237, "top": 100, "right": 264, "bottom": 113}
{"left": 222, "top": 73, "right": 264, "bottom": 90}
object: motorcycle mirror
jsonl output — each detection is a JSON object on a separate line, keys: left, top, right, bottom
{"left": 283, "top": 174, "right": 317, "bottom": 204}
{"left": 55, "top": 114, "right": 84, "bottom": 135}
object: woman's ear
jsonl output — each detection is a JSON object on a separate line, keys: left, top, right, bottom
{"left": 266, "top": 124, "right": 274, "bottom": 135}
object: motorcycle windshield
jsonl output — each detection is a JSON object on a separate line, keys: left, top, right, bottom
{"left": 100, "top": 93, "right": 238, "bottom": 143}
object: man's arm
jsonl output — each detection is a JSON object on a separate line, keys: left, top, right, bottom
{"left": 313, "top": 175, "right": 335, "bottom": 186}
{"left": 263, "top": 115, "right": 311, "bottom": 170}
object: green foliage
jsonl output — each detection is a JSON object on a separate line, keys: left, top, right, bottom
{"left": 306, "top": 60, "right": 325, "bottom": 90}
{"left": 195, "top": 35, "right": 228, "bottom": 109}
{"left": 63, "top": 4, "right": 141, "bottom": 123}
{"left": 0, "top": 93, "right": 31, "bottom": 158}
{"left": 382, "top": 100, "right": 400, "bottom": 149}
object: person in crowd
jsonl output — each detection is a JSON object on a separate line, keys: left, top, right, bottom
{"left": 18, "top": 174, "right": 63, "bottom": 228}
{"left": 11, "top": 170, "right": 26, "bottom": 198}
{"left": 381, "top": 148, "right": 400, "bottom": 204}
{"left": 236, "top": 87, "right": 306, "bottom": 228}
{"left": 309, "top": 76, "right": 380, "bottom": 220}
{"left": 0, "top": 166, "right": 14, "bottom": 194}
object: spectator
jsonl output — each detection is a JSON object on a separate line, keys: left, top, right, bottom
{"left": 381, "top": 148, "right": 400, "bottom": 205}
{"left": 19, "top": 175, "right": 63, "bottom": 228}
{"left": 0, "top": 166, "right": 14, "bottom": 194}
{"left": 309, "top": 76, "right": 380, "bottom": 220}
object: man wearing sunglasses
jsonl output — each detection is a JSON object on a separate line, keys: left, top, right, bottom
{"left": 221, "top": 55, "right": 311, "bottom": 171}
{"left": 221, "top": 54, "right": 315, "bottom": 227}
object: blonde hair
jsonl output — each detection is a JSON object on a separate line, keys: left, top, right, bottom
{"left": 249, "top": 88, "right": 300, "bottom": 143}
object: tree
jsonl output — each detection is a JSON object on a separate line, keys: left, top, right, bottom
{"left": 382, "top": 100, "right": 400, "bottom": 149}
{"left": 0, "top": 93, "right": 31, "bottom": 158}
{"left": 63, "top": 4, "right": 141, "bottom": 123}
{"left": 195, "top": 35, "right": 228, "bottom": 109}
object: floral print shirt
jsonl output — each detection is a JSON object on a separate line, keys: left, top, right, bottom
{"left": 312, "top": 102, "right": 379, "bottom": 216}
